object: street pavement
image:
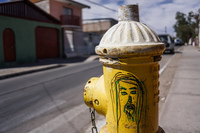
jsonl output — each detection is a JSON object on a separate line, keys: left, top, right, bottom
{"left": 1, "top": 46, "right": 200, "bottom": 133}
{"left": 0, "top": 56, "right": 102, "bottom": 133}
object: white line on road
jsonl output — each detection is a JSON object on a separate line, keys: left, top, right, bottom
{"left": 159, "top": 57, "right": 172, "bottom": 75}
{"left": 84, "top": 55, "right": 99, "bottom": 63}
{"left": 159, "top": 46, "right": 182, "bottom": 75}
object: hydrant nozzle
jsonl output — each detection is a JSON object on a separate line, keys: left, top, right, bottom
{"left": 83, "top": 4, "right": 165, "bottom": 133}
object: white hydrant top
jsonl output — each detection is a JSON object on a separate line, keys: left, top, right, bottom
{"left": 95, "top": 5, "right": 165, "bottom": 58}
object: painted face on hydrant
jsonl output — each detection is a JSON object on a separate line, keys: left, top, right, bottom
{"left": 119, "top": 80, "right": 138, "bottom": 122}
{"left": 111, "top": 72, "right": 146, "bottom": 124}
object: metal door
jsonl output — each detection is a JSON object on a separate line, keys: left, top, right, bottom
{"left": 3, "top": 28, "right": 16, "bottom": 62}
{"left": 35, "top": 27, "right": 59, "bottom": 59}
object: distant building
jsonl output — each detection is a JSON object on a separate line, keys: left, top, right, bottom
{"left": 83, "top": 18, "right": 118, "bottom": 54}
{"left": 0, "top": 0, "right": 62, "bottom": 67}
{"left": 30, "top": 0, "right": 90, "bottom": 57}
{"left": 83, "top": 18, "right": 118, "bottom": 33}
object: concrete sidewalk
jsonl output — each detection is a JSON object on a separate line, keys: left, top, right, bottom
{"left": 160, "top": 46, "right": 200, "bottom": 133}
{"left": 0, "top": 55, "right": 98, "bottom": 80}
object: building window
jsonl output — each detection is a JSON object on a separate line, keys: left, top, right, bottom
{"left": 63, "top": 7, "right": 72, "bottom": 15}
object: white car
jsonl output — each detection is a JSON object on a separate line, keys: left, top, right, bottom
{"left": 174, "top": 38, "right": 183, "bottom": 46}
{"left": 158, "top": 34, "right": 175, "bottom": 54}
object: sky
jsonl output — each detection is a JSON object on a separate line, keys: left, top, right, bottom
{"left": 0, "top": 0, "right": 199, "bottom": 36}
{"left": 75, "top": 0, "right": 200, "bottom": 37}
{"left": 0, "top": 0, "right": 9, "bottom": 3}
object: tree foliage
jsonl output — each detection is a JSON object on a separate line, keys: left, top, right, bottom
{"left": 173, "top": 10, "right": 199, "bottom": 43}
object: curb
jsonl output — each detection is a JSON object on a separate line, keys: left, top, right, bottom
{"left": 0, "top": 64, "right": 64, "bottom": 80}
{"left": 0, "top": 55, "right": 99, "bottom": 81}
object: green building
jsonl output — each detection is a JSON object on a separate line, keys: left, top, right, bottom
{"left": 0, "top": 0, "right": 62, "bottom": 67}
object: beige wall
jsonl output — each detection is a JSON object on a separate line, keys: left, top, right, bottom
{"left": 83, "top": 21, "right": 111, "bottom": 33}
{"left": 34, "top": 0, "right": 50, "bottom": 13}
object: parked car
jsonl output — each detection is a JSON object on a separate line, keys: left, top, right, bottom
{"left": 174, "top": 38, "right": 183, "bottom": 46}
{"left": 158, "top": 34, "right": 175, "bottom": 54}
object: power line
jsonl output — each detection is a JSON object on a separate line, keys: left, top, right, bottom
{"left": 140, "top": 19, "right": 166, "bottom": 33}
{"left": 83, "top": 0, "right": 117, "bottom": 12}
{"left": 80, "top": 0, "right": 166, "bottom": 33}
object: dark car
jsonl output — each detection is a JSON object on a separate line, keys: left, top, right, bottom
{"left": 158, "top": 34, "right": 175, "bottom": 54}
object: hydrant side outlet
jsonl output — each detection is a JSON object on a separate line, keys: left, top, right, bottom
{"left": 83, "top": 76, "right": 107, "bottom": 116}
{"left": 83, "top": 77, "right": 99, "bottom": 108}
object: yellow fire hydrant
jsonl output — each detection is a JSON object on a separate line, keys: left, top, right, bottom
{"left": 83, "top": 5, "right": 165, "bottom": 133}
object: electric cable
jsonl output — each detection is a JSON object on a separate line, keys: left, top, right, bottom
{"left": 80, "top": 0, "right": 166, "bottom": 33}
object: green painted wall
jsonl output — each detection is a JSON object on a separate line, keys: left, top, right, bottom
{"left": 0, "top": 15, "right": 62, "bottom": 67}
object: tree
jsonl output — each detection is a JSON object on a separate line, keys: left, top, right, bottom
{"left": 173, "top": 10, "right": 199, "bottom": 43}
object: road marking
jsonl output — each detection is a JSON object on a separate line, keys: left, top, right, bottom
{"left": 84, "top": 55, "right": 99, "bottom": 63}
{"left": 159, "top": 46, "right": 183, "bottom": 75}
{"left": 28, "top": 104, "right": 87, "bottom": 133}
{"left": 159, "top": 57, "right": 172, "bottom": 75}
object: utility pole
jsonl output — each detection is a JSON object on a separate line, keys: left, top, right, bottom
{"left": 199, "top": 12, "right": 200, "bottom": 47}
{"left": 165, "top": 26, "right": 167, "bottom": 33}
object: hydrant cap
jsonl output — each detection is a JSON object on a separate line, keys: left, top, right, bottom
{"left": 118, "top": 5, "right": 140, "bottom": 22}
{"left": 95, "top": 5, "right": 165, "bottom": 57}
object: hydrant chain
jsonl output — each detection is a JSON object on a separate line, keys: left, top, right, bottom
{"left": 89, "top": 108, "right": 98, "bottom": 133}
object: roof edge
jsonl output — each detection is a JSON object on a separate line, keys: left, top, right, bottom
{"left": 26, "top": 0, "right": 60, "bottom": 24}
{"left": 57, "top": 0, "right": 90, "bottom": 8}
{"left": 0, "top": 0, "right": 60, "bottom": 24}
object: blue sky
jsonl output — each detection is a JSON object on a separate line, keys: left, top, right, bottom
{"left": 0, "top": 0, "right": 9, "bottom": 3}
{"left": 158, "top": 0, "right": 173, "bottom": 4}
{"left": 76, "top": 0, "right": 200, "bottom": 36}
